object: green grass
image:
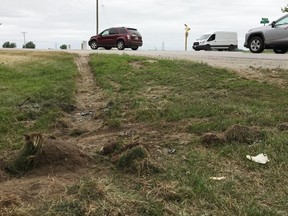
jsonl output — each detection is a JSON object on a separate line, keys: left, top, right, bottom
{"left": 90, "top": 54, "right": 288, "bottom": 129}
{"left": 1, "top": 52, "right": 288, "bottom": 215}
{"left": 89, "top": 53, "right": 288, "bottom": 215}
{"left": 0, "top": 51, "right": 78, "bottom": 150}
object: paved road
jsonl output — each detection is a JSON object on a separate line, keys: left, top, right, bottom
{"left": 74, "top": 49, "right": 288, "bottom": 71}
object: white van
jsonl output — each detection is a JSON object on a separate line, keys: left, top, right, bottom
{"left": 192, "top": 31, "right": 238, "bottom": 51}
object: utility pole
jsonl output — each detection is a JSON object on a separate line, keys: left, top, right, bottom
{"left": 96, "top": 0, "right": 99, "bottom": 35}
{"left": 21, "top": 32, "right": 27, "bottom": 48}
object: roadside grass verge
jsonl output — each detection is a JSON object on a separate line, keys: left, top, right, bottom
{"left": 89, "top": 53, "right": 288, "bottom": 215}
{"left": 1, "top": 51, "right": 288, "bottom": 215}
{"left": 0, "top": 51, "right": 77, "bottom": 150}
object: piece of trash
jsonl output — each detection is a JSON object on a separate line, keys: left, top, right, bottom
{"left": 246, "top": 153, "right": 269, "bottom": 164}
{"left": 168, "top": 149, "right": 176, "bottom": 154}
{"left": 210, "top": 176, "right": 226, "bottom": 181}
{"left": 80, "top": 111, "right": 93, "bottom": 116}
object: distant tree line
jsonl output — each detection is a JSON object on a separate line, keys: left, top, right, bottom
{"left": 2, "top": 41, "right": 36, "bottom": 49}
{"left": 2, "top": 41, "right": 17, "bottom": 48}
{"left": 23, "top": 41, "right": 36, "bottom": 49}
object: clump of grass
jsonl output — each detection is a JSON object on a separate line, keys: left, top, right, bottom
{"left": 137, "top": 202, "right": 165, "bottom": 216}
{"left": 225, "top": 124, "right": 265, "bottom": 144}
{"left": 137, "top": 159, "right": 164, "bottom": 175}
{"left": 4, "top": 140, "right": 40, "bottom": 177}
{"left": 106, "top": 118, "right": 121, "bottom": 129}
{"left": 117, "top": 146, "right": 148, "bottom": 171}
{"left": 67, "top": 177, "right": 106, "bottom": 201}
{"left": 39, "top": 200, "right": 85, "bottom": 216}
{"left": 201, "top": 132, "right": 227, "bottom": 146}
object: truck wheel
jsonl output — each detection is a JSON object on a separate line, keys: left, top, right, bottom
{"left": 249, "top": 37, "right": 264, "bottom": 53}
{"left": 273, "top": 48, "right": 287, "bottom": 54}
{"left": 205, "top": 44, "right": 211, "bottom": 51}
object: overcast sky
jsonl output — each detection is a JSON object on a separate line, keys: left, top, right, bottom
{"left": 0, "top": 0, "right": 287, "bottom": 50}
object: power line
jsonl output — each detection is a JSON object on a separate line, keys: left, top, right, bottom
{"left": 46, "top": 0, "right": 89, "bottom": 22}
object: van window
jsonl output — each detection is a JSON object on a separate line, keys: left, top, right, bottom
{"left": 208, "top": 34, "right": 215, "bottom": 41}
{"left": 199, "top": 34, "right": 210, "bottom": 40}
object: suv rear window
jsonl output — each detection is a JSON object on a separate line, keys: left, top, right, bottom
{"left": 127, "top": 28, "right": 141, "bottom": 36}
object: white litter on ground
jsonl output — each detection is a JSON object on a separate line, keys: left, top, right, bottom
{"left": 210, "top": 177, "right": 226, "bottom": 181}
{"left": 246, "top": 153, "right": 269, "bottom": 164}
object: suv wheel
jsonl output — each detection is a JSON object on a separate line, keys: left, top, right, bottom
{"left": 131, "top": 47, "right": 138, "bottom": 50}
{"left": 273, "top": 48, "right": 288, "bottom": 54}
{"left": 90, "top": 40, "right": 98, "bottom": 50}
{"left": 249, "top": 36, "right": 264, "bottom": 53}
{"left": 116, "top": 40, "right": 125, "bottom": 50}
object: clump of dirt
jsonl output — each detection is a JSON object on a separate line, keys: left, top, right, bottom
{"left": 100, "top": 142, "right": 122, "bottom": 155}
{"left": 225, "top": 124, "right": 264, "bottom": 144}
{"left": 201, "top": 133, "right": 226, "bottom": 145}
{"left": 99, "top": 141, "right": 162, "bottom": 174}
{"left": 4, "top": 137, "right": 91, "bottom": 177}
{"left": 34, "top": 138, "right": 91, "bottom": 169}
{"left": 276, "top": 122, "right": 288, "bottom": 131}
{"left": 201, "top": 125, "right": 265, "bottom": 146}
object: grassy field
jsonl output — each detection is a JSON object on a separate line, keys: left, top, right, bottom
{"left": 89, "top": 54, "right": 288, "bottom": 215}
{"left": 1, "top": 51, "right": 288, "bottom": 215}
{"left": 0, "top": 51, "right": 78, "bottom": 150}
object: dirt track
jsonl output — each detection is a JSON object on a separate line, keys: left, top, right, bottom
{"left": 0, "top": 53, "right": 112, "bottom": 211}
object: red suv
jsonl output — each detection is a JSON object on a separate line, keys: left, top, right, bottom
{"left": 88, "top": 27, "right": 143, "bottom": 50}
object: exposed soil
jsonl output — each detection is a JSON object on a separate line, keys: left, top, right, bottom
{"left": 0, "top": 53, "right": 113, "bottom": 211}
